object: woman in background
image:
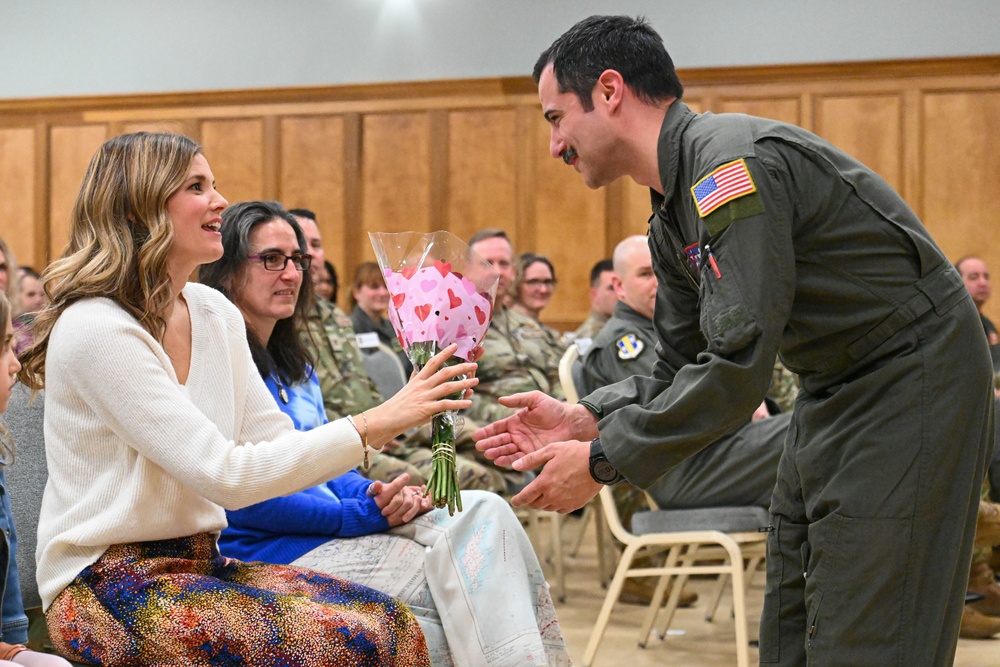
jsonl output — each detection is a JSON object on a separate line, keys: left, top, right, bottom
{"left": 350, "top": 261, "right": 412, "bottom": 375}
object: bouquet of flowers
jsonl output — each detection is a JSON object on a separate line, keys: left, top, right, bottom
{"left": 369, "top": 231, "right": 499, "bottom": 514}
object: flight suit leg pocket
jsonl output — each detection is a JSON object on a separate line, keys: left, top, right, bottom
{"left": 759, "top": 514, "right": 809, "bottom": 665}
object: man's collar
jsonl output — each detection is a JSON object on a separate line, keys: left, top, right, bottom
{"left": 651, "top": 100, "right": 697, "bottom": 210}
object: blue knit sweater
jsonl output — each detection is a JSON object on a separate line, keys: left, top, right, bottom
{"left": 218, "top": 371, "right": 390, "bottom": 564}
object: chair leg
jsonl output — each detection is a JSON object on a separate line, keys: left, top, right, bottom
{"left": 550, "top": 511, "right": 566, "bottom": 602}
{"left": 583, "top": 543, "right": 641, "bottom": 667}
{"left": 638, "top": 546, "right": 681, "bottom": 647}
{"left": 595, "top": 506, "right": 613, "bottom": 588}
{"left": 568, "top": 502, "right": 593, "bottom": 557}
{"left": 729, "top": 547, "right": 751, "bottom": 667}
{"left": 706, "top": 572, "right": 729, "bottom": 622}
{"left": 657, "top": 544, "right": 699, "bottom": 639}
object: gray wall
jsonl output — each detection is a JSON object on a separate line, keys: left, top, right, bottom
{"left": 2, "top": 0, "right": 998, "bottom": 99}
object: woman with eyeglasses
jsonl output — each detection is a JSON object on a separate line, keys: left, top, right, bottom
{"left": 511, "top": 253, "right": 560, "bottom": 324}
{"left": 201, "top": 200, "right": 570, "bottom": 667}
{"left": 18, "top": 133, "right": 475, "bottom": 667}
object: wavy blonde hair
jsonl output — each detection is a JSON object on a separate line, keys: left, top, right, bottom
{"left": 19, "top": 132, "right": 202, "bottom": 390}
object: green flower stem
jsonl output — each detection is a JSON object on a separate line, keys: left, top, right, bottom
{"left": 409, "top": 341, "right": 463, "bottom": 515}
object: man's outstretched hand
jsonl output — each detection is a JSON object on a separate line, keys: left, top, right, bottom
{"left": 472, "top": 391, "right": 599, "bottom": 467}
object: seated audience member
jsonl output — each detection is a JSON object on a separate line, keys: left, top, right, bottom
{"left": 582, "top": 236, "right": 790, "bottom": 512}
{"left": 466, "top": 231, "right": 566, "bottom": 426}
{"left": 511, "top": 253, "right": 560, "bottom": 324}
{"left": 956, "top": 255, "right": 1000, "bottom": 375}
{"left": 962, "top": 476, "right": 1000, "bottom": 638}
{"left": 203, "top": 200, "right": 570, "bottom": 667}
{"left": 0, "top": 293, "right": 73, "bottom": 666}
{"left": 12, "top": 267, "right": 45, "bottom": 356}
{"left": 0, "top": 239, "right": 19, "bottom": 321}
{"left": 19, "top": 132, "right": 480, "bottom": 666}
{"left": 314, "top": 259, "right": 338, "bottom": 303}
{"left": 573, "top": 258, "right": 616, "bottom": 342}
{"left": 349, "top": 261, "right": 412, "bottom": 376}
{"left": 290, "top": 210, "right": 504, "bottom": 493}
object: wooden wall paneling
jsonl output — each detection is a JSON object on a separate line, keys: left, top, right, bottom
{"left": 199, "top": 119, "right": 265, "bottom": 206}
{"left": 360, "top": 112, "right": 432, "bottom": 269}
{"left": 446, "top": 109, "right": 518, "bottom": 245}
{"left": 901, "top": 89, "right": 924, "bottom": 217}
{"left": 532, "top": 114, "right": 607, "bottom": 330}
{"left": 428, "top": 111, "right": 449, "bottom": 233}
{"left": 120, "top": 120, "right": 200, "bottom": 139}
{"left": 48, "top": 124, "right": 108, "bottom": 259}
{"left": 814, "top": 93, "right": 905, "bottom": 192}
{"left": 262, "top": 116, "right": 280, "bottom": 201}
{"left": 278, "top": 115, "right": 347, "bottom": 298}
{"left": 33, "top": 123, "right": 50, "bottom": 268}
{"left": 620, "top": 178, "right": 654, "bottom": 241}
{"left": 921, "top": 88, "right": 1000, "bottom": 324}
{"left": 0, "top": 128, "right": 38, "bottom": 270}
{"left": 341, "top": 113, "right": 364, "bottom": 310}
{"left": 513, "top": 105, "right": 538, "bottom": 254}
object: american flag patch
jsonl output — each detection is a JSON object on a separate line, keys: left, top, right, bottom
{"left": 691, "top": 159, "right": 756, "bottom": 218}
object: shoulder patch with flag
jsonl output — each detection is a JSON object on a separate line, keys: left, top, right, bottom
{"left": 691, "top": 159, "right": 757, "bottom": 218}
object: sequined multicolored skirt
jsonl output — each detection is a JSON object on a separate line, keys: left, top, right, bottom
{"left": 45, "top": 533, "right": 430, "bottom": 667}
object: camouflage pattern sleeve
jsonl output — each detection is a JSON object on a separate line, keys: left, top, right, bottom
{"left": 767, "top": 359, "right": 800, "bottom": 413}
{"left": 300, "top": 300, "right": 382, "bottom": 422}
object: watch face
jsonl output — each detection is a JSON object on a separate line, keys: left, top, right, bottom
{"left": 592, "top": 459, "right": 619, "bottom": 484}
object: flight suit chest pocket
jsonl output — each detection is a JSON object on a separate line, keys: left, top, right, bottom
{"left": 698, "top": 244, "right": 760, "bottom": 355}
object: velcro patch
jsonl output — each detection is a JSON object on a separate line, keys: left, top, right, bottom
{"left": 616, "top": 334, "right": 645, "bottom": 360}
{"left": 691, "top": 159, "right": 756, "bottom": 218}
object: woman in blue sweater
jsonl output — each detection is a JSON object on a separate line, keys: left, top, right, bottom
{"left": 202, "top": 201, "right": 569, "bottom": 667}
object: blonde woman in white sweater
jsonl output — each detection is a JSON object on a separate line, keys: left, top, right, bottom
{"left": 18, "top": 132, "right": 476, "bottom": 667}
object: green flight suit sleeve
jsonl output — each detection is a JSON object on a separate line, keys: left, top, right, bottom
{"left": 580, "top": 154, "right": 797, "bottom": 488}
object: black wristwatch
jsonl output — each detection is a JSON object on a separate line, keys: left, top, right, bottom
{"left": 589, "top": 437, "right": 624, "bottom": 485}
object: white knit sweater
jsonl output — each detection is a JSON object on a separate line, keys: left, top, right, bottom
{"left": 37, "top": 283, "right": 362, "bottom": 609}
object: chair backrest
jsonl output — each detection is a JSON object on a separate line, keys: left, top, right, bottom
{"left": 558, "top": 343, "right": 583, "bottom": 403}
{"left": 3, "top": 383, "right": 47, "bottom": 610}
{"left": 362, "top": 343, "right": 408, "bottom": 400}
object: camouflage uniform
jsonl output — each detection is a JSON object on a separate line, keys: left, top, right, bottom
{"left": 466, "top": 307, "right": 568, "bottom": 425}
{"left": 301, "top": 300, "right": 505, "bottom": 493}
{"left": 572, "top": 311, "right": 608, "bottom": 342}
{"left": 767, "top": 359, "right": 800, "bottom": 413}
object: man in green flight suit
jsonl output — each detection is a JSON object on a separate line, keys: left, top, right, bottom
{"left": 474, "top": 16, "right": 994, "bottom": 666}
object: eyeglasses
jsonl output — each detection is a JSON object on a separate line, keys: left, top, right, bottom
{"left": 523, "top": 278, "right": 557, "bottom": 288}
{"left": 248, "top": 253, "right": 312, "bottom": 272}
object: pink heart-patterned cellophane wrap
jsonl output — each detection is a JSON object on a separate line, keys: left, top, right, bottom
{"left": 384, "top": 265, "right": 493, "bottom": 361}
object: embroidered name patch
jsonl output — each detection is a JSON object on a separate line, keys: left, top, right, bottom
{"left": 691, "top": 159, "right": 756, "bottom": 218}
{"left": 617, "top": 334, "right": 645, "bottom": 360}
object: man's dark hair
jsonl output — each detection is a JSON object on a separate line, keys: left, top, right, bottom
{"left": 287, "top": 208, "right": 316, "bottom": 221}
{"left": 589, "top": 258, "right": 614, "bottom": 287}
{"left": 200, "top": 200, "right": 313, "bottom": 385}
{"left": 533, "top": 15, "right": 683, "bottom": 111}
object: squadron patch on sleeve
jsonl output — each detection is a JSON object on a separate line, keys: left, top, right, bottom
{"left": 616, "top": 334, "right": 645, "bottom": 360}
